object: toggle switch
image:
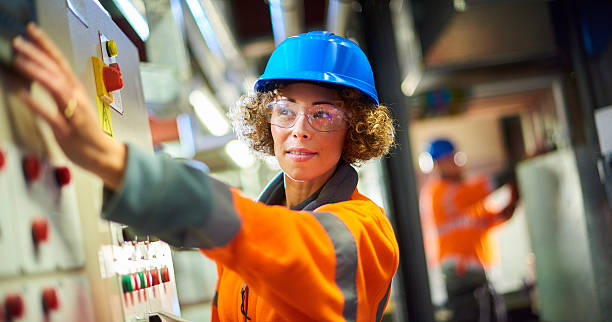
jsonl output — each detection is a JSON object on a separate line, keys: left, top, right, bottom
{"left": 161, "top": 267, "right": 170, "bottom": 283}
{"left": 54, "top": 166, "right": 71, "bottom": 187}
{"left": 22, "top": 155, "right": 42, "bottom": 182}
{"left": 42, "top": 288, "right": 60, "bottom": 312}
{"left": 32, "top": 217, "right": 50, "bottom": 245}
{"left": 4, "top": 294, "right": 25, "bottom": 319}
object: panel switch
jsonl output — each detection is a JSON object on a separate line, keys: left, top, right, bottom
{"left": 42, "top": 288, "right": 60, "bottom": 312}
{"left": 32, "top": 217, "right": 50, "bottom": 245}
{"left": 22, "top": 155, "right": 42, "bottom": 182}
{"left": 4, "top": 294, "right": 25, "bottom": 319}
{"left": 54, "top": 166, "right": 71, "bottom": 187}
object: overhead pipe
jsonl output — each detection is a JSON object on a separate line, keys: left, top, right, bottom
{"left": 268, "top": 0, "right": 304, "bottom": 46}
{"left": 326, "top": 0, "right": 352, "bottom": 37}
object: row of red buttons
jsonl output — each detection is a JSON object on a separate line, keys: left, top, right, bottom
{"left": 3, "top": 288, "right": 59, "bottom": 319}
{"left": 121, "top": 267, "right": 170, "bottom": 293}
{"left": 0, "top": 149, "right": 71, "bottom": 187}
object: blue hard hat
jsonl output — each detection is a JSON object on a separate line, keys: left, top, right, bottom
{"left": 254, "top": 31, "right": 379, "bottom": 104}
{"left": 427, "top": 139, "right": 456, "bottom": 161}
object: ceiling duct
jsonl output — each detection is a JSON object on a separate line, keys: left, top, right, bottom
{"left": 182, "top": 0, "right": 255, "bottom": 107}
{"left": 268, "top": 0, "right": 304, "bottom": 45}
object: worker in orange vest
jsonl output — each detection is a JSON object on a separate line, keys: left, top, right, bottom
{"left": 419, "top": 139, "right": 519, "bottom": 322}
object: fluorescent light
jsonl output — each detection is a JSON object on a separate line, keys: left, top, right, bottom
{"left": 113, "top": 0, "right": 150, "bottom": 41}
{"left": 189, "top": 90, "right": 230, "bottom": 136}
{"left": 418, "top": 152, "right": 434, "bottom": 174}
{"left": 453, "top": 151, "right": 467, "bottom": 167}
{"left": 225, "top": 140, "right": 255, "bottom": 169}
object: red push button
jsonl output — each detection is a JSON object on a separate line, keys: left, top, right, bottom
{"left": 32, "top": 217, "right": 50, "bottom": 245}
{"left": 5, "top": 294, "right": 25, "bottom": 319}
{"left": 42, "top": 288, "right": 60, "bottom": 312}
{"left": 102, "top": 65, "right": 123, "bottom": 92}
{"left": 22, "top": 155, "right": 42, "bottom": 182}
{"left": 161, "top": 267, "right": 170, "bottom": 283}
{"left": 150, "top": 269, "right": 160, "bottom": 286}
{"left": 0, "top": 148, "right": 5, "bottom": 171}
{"left": 54, "top": 166, "right": 71, "bottom": 187}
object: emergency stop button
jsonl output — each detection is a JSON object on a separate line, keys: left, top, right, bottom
{"left": 32, "top": 217, "right": 50, "bottom": 245}
{"left": 42, "top": 288, "right": 59, "bottom": 312}
{"left": 102, "top": 65, "right": 123, "bottom": 92}
{"left": 22, "top": 155, "right": 42, "bottom": 182}
{"left": 5, "top": 294, "right": 25, "bottom": 319}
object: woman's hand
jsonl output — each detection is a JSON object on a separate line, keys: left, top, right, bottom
{"left": 12, "top": 23, "right": 126, "bottom": 190}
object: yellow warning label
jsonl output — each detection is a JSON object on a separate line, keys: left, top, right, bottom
{"left": 96, "top": 96, "right": 114, "bottom": 137}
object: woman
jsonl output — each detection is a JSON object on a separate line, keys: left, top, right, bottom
{"left": 13, "top": 24, "right": 398, "bottom": 321}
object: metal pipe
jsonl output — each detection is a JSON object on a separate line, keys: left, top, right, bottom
{"left": 326, "top": 0, "right": 352, "bottom": 36}
{"left": 268, "top": 0, "right": 304, "bottom": 46}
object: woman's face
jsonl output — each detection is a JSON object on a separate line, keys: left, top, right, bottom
{"left": 271, "top": 83, "right": 347, "bottom": 182}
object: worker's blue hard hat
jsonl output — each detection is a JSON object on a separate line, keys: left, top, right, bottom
{"left": 254, "top": 31, "right": 379, "bottom": 104}
{"left": 427, "top": 139, "right": 456, "bottom": 161}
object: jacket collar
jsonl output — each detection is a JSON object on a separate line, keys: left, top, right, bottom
{"left": 257, "top": 161, "right": 358, "bottom": 211}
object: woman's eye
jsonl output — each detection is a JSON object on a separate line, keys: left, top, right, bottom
{"left": 276, "top": 105, "right": 293, "bottom": 116}
{"left": 312, "top": 111, "right": 332, "bottom": 119}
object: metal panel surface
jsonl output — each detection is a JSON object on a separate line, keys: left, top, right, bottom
{"left": 517, "top": 150, "right": 600, "bottom": 321}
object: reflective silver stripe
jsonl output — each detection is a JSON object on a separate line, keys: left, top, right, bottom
{"left": 312, "top": 212, "right": 358, "bottom": 322}
{"left": 376, "top": 282, "right": 392, "bottom": 322}
{"left": 183, "top": 177, "right": 242, "bottom": 249}
{"left": 436, "top": 215, "right": 488, "bottom": 236}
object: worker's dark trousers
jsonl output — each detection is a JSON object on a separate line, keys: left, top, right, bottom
{"left": 442, "top": 265, "right": 507, "bottom": 322}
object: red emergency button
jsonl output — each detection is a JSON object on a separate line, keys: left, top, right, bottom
{"left": 102, "top": 65, "right": 123, "bottom": 92}
{"left": 32, "top": 217, "right": 50, "bottom": 245}
{"left": 42, "top": 288, "right": 59, "bottom": 312}
{"left": 22, "top": 155, "right": 42, "bottom": 182}
{"left": 0, "top": 148, "right": 6, "bottom": 171}
{"left": 161, "top": 267, "right": 170, "bottom": 283}
{"left": 4, "top": 294, "right": 25, "bottom": 319}
{"left": 54, "top": 166, "right": 71, "bottom": 187}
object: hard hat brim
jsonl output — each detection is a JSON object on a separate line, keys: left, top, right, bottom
{"left": 254, "top": 71, "right": 380, "bottom": 105}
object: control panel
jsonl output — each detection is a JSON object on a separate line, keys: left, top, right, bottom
{"left": 0, "top": 0, "right": 181, "bottom": 321}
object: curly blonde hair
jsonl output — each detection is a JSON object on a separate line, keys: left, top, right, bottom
{"left": 229, "top": 82, "right": 395, "bottom": 165}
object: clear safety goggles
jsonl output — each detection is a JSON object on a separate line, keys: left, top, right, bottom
{"left": 266, "top": 99, "right": 348, "bottom": 132}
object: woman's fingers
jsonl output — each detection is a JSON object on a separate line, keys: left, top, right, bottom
{"left": 12, "top": 36, "right": 63, "bottom": 79}
{"left": 18, "top": 89, "right": 70, "bottom": 137}
{"left": 13, "top": 53, "right": 71, "bottom": 109}
{"left": 25, "top": 23, "right": 76, "bottom": 82}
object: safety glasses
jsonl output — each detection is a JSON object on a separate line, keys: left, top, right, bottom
{"left": 266, "top": 99, "right": 348, "bottom": 132}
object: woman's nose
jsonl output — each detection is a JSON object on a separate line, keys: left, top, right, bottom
{"left": 291, "top": 114, "right": 312, "bottom": 139}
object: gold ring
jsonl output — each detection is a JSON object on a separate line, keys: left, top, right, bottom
{"left": 64, "top": 98, "right": 77, "bottom": 119}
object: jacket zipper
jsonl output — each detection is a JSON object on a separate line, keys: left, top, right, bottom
{"left": 240, "top": 284, "right": 251, "bottom": 321}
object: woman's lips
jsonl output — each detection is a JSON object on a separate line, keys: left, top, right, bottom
{"left": 286, "top": 150, "right": 317, "bottom": 162}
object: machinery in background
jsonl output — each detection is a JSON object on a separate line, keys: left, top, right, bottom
{"left": 0, "top": 0, "right": 180, "bottom": 321}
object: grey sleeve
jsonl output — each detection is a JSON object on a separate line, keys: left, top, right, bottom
{"left": 101, "top": 144, "right": 241, "bottom": 249}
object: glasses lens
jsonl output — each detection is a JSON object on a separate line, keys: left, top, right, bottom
{"left": 267, "top": 100, "right": 346, "bottom": 131}
{"left": 268, "top": 101, "right": 297, "bottom": 128}
{"left": 307, "top": 104, "right": 345, "bottom": 131}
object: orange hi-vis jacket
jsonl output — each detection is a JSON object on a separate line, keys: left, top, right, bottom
{"left": 419, "top": 175, "right": 503, "bottom": 271}
{"left": 103, "top": 146, "right": 399, "bottom": 322}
